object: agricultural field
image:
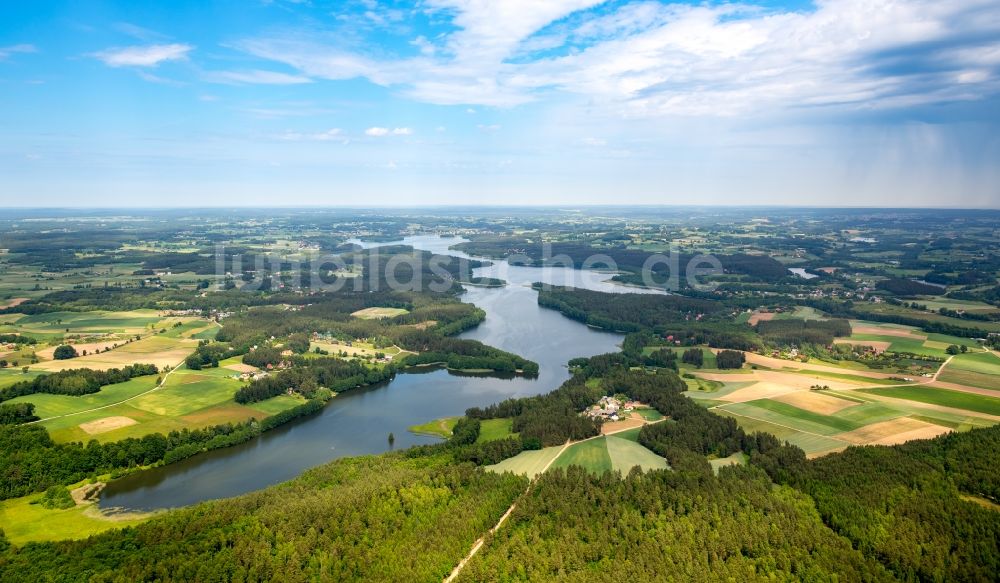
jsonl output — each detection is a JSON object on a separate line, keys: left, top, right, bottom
{"left": 485, "top": 445, "right": 565, "bottom": 479}
{"left": 476, "top": 418, "right": 516, "bottom": 443}
{"left": 408, "top": 416, "right": 460, "bottom": 439}
{"left": 693, "top": 349, "right": 1000, "bottom": 456}
{"left": 0, "top": 487, "right": 150, "bottom": 546}
{"left": 32, "top": 335, "right": 199, "bottom": 372}
{"left": 549, "top": 435, "right": 668, "bottom": 475}
{"left": 24, "top": 357, "right": 302, "bottom": 443}
{"left": 936, "top": 352, "right": 1000, "bottom": 391}
{"left": 350, "top": 307, "right": 410, "bottom": 319}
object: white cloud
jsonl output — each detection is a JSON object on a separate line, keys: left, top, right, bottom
{"left": 91, "top": 43, "right": 193, "bottom": 67}
{"left": 477, "top": 124, "right": 501, "bottom": 132}
{"left": 365, "top": 127, "right": 412, "bottom": 136}
{"left": 205, "top": 69, "right": 313, "bottom": 85}
{"left": 237, "top": 0, "right": 1000, "bottom": 115}
{"left": 278, "top": 128, "right": 347, "bottom": 142}
{"left": 0, "top": 44, "right": 36, "bottom": 60}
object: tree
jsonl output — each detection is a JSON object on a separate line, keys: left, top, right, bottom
{"left": 52, "top": 345, "right": 78, "bottom": 360}
{"left": 716, "top": 350, "right": 746, "bottom": 370}
{"left": 681, "top": 348, "right": 704, "bottom": 367}
{"left": 946, "top": 344, "right": 960, "bottom": 355}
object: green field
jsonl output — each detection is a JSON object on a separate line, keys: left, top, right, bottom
{"left": 476, "top": 418, "right": 516, "bottom": 443}
{"left": 26, "top": 358, "right": 302, "bottom": 443}
{"left": 720, "top": 399, "right": 904, "bottom": 436}
{"left": 350, "top": 307, "right": 410, "bottom": 320}
{"left": 550, "top": 438, "right": 613, "bottom": 474}
{"left": 937, "top": 352, "right": 1000, "bottom": 391}
{"left": 633, "top": 407, "right": 663, "bottom": 421}
{"left": 408, "top": 416, "right": 460, "bottom": 438}
{"left": 713, "top": 409, "right": 850, "bottom": 455}
{"left": 486, "top": 446, "right": 564, "bottom": 478}
{"left": 708, "top": 452, "right": 747, "bottom": 475}
{"left": 7, "top": 374, "right": 160, "bottom": 419}
{"left": 549, "top": 435, "right": 667, "bottom": 475}
{"left": 7, "top": 310, "right": 166, "bottom": 334}
{"left": 0, "top": 490, "right": 150, "bottom": 545}
{"left": 605, "top": 435, "right": 668, "bottom": 474}
{"left": 860, "top": 386, "right": 1000, "bottom": 416}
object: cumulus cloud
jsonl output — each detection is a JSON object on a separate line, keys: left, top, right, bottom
{"left": 91, "top": 43, "right": 192, "bottom": 67}
{"left": 236, "top": 0, "right": 1000, "bottom": 116}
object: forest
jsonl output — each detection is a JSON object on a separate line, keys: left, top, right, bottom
{"left": 4, "top": 352, "right": 997, "bottom": 581}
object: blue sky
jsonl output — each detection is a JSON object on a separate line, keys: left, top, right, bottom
{"left": 1, "top": 0, "right": 998, "bottom": 207}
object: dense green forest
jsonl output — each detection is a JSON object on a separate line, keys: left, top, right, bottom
{"left": 4, "top": 354, "right": 997, "bottom": 581}
{"left": 0, "top": 453, "right": 526, "bottom": 582}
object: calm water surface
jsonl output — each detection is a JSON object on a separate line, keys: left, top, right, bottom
{"left": 101, "top": 236, "right": 660, "bottom": 511}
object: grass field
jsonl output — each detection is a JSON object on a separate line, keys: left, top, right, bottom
{"left": 476, "top": 418, "right": 516, "bottom": 443}
{"left": 550, "top": 438, "right": 612, "bottom": 474}
{"left": 633, "top": 407, "right": 663, "bottom": 421}
{"left": 937, "top": 353, "right": 1000, "bottom": 391}
{"left": 713, "top": 409, "right": 850, "bottom": 455}
{"left": 350, "top": 307, "right": 410, "bottom": 320}
{"left": 859, "top": 386, "right": 1000, "bottom": 416}
{"left": 605, "top": 435, "right": 668, "bottom": 474}
{"left": 31, "top": 357, "right": 302, "bottom": 443}
{"left": 709, "top": 452, "right": 747, "bottom": 475}
{"left": 549, "top": 435, "right": 667, "bottom": 475}
{"left": 486, "top": 446, "right": 564, "bottom": 478}
{"left": 0, "top": 490, "right": 150, "bottom": 545}
{"left": 33, "top": 334, "right": 197, "bottom": 372}
{"left": 408, "top": 416, "right": 460, "bottom": 439}
{"left": 7, "top": 374, "right": 160, "bottom": 419}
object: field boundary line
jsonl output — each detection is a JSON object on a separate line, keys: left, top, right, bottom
{"left": 27, "top": 357, "right": 188, "bottom": 424}
{"left": 712, "top": 406, "right": 852, "bottom": 444}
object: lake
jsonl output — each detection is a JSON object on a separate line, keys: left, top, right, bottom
{"left": 100, "top": 236, "right": 661, "bottom": 511}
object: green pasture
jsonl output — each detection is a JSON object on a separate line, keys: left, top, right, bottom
{"left": 476, "top": 418, "right": 516, "bottom": 443}
{"left": 860, "top": 386, "right": 1000, "bottom": 416}
{"left": 0, "top": 490, "right": 149, "bottom": 546}
{"left": 408, "top": 416, "right": 460, "bottom": 439}
{"left": 486, "top": 446, "right": 564, "bottom": 478}
{"left": 7, "top": 374, "right": 160, "bottom": 419}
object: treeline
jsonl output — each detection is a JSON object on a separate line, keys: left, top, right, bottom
{"left": 877, "top": 277, "right": 945, "bottom": 296}
{"left": 767, "top": 426, "right": 1000, "bottom": 581}
{"left": 536, "top": 285, "right": 724, "bottom": 332}
{"left": 0, "top": 334, "right": 35, "bottom": 346}
{"left": 0, "top": 453, "right": 526, "bottom": 582}
{"left": 804, "top": 298, "right": 993, "bottom": 340}
{"left": 466, "top": 375, "right": 602, "bottom": 447}
{"left": 457, "top": 465, "right": 888, "bottom": 581}
{"left": 0, "top": 392, "right": 333, "bottom": 500}
{"left": 757, "top": 317, "right": 851, "bottom": 346}
{"left": 397, "top": 329, "right": 538, "bottom": 376}
{"left": 234, "top": 357, "right": 393, "bottom": 404}
{"left": 0, "top": 403, "right": 38, "bottom": 425}
{"left": 0, "top": 364, "right": 158, "bottom": 403}
{"left": 454, "top": 239, "right": 791, "bottom": 282}
{"left": 185, "top": 341, "right": 243, "bottom": 370}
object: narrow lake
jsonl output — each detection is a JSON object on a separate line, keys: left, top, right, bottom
{"left": 100, "top": 236, "right": 660, "bottom": 511}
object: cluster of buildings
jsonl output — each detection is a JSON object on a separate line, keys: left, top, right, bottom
{"left": 585, "top": 395, "right": 642, "bottom": 422}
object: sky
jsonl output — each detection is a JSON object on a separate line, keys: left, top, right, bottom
{"left": 0, "top": 0, "right": 998, "bottom": 208}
